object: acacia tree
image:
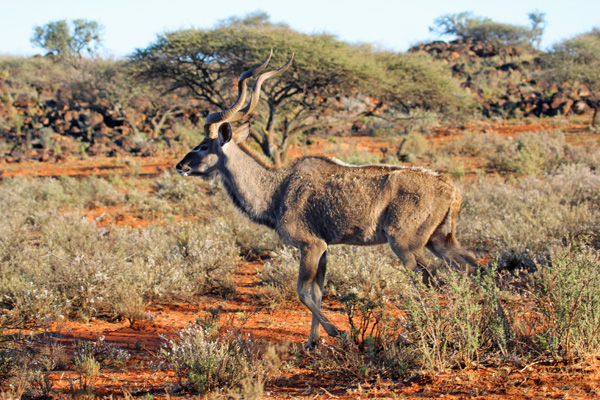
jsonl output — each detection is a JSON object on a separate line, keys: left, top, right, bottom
{"left": 543, "top": 29, "right": 600, "bottom": 127}
{"left": 431, "top": 11, "right": 545, "bottom": 49}
{"left": 31, "top": 19, "right": 103, "bottom": 58}
{"left": 131, "top": 13, "right": 469, "bottom": 165}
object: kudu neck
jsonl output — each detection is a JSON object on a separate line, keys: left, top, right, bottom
{"left": 217, "top": 142, "right": 283, "bottom": 228}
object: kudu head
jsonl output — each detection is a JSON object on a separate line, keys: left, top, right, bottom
{"left": 176, "top": 51, "right": 293, "bottom": 176}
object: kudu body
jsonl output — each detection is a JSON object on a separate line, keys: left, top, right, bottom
{"left": 176, "top": 52, "right": 479, "bottom": 348}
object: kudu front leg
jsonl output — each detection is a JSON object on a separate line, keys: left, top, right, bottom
{"left": 297, "top": 243, "right": 340, "bottom": 349}
{"left": 308, "top": 250, "right": 327, "bottom": 345}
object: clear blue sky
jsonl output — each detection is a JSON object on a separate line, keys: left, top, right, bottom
{"left": 1, "top": 0, "right": 598, "bottom": 58}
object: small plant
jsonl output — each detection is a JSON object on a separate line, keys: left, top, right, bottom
{"left": 114, "top": 289, "right": 150, "bottom": 328}
{"left": 302, "top": 339, "right": 375, "bottom": 381}
{"left": 160, "top": 323, "right": 286, "bottom": 396}
{"left": 451, "top": 162, "right": 466, "bottom": 179}
{"left": 73, "top": 353, "right": 100, "bottom": 392}
{"left": 73, "top": 336, "right": 131, "bottom": 367}
{"left": 301, "top": 289, "right": 409, "bottom": 382}
{"left": 397, "top": 131, "right": 429, "bottom": 161}
{"left": 71, "top": 338, "right": 130, "bottom": 391}
{"left": 487, "top": 131, "right": 565, "bottom": 176}
{"left": 339, "top": 292, "right": 395, "bottom": 353}
{"left": 397, "top": 267, "right": 507, "bottom": 371}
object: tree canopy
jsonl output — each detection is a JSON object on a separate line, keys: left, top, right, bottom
{"left": 131, "top": 13, "right": 469, "bottom": 165}
{"left": 31, "top": 19, "right": 103, "bottom": 59}
{"left": 430, "top": 11, "right": 545, "bottom": 49}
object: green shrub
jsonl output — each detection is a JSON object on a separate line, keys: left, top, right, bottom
{"left": 487, "top": 131, "right": 565, "bottom": 176}
{"left": 339, "top": 292, "right": 399, "bottom": 353}
{"left": 298, "top": 294, "right": 403, "bottom": 382}
{"left": 398, "top": 131, "right": 430, "bottom": 160}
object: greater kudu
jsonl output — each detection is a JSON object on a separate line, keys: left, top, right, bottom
{"left": 176, "top": 51, "right": 480, "bottom": 348}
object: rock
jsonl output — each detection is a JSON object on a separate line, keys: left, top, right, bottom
{"left": 573, "top": 100, "right": 590, "bottom": 115}
{"left": 51, "top": 134, "right": 79, "bottom": 155}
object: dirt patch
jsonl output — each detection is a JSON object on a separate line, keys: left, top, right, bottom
{"left": 0, "top": 155, "right": 178, "bottom": 179}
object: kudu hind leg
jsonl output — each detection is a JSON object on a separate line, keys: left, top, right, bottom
{"left": 297, "top": 243, "right": 339, "bottom": 348}
{"left": 426, "top": 234, "right": 479, "bottom": 274}
{"left": 387, "top": 235, "right": 433, "bottom": 284}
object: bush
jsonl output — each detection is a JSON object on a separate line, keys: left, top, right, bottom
{"left": 396, "top": 267, "right": 507, "bottom": 371}
{"left": 486, "top": 131, "right": 565, "bottom": 176}
{"left": 532, "top": 243, "right": 600, "bottom": 362}
{"left": 161, "top": 322, "right": 286, "bottom": 396}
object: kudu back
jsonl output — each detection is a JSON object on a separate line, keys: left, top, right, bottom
{"left": 176, "top": 51, "right": 479, "bottom": 348}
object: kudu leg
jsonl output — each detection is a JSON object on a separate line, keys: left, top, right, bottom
{"left": 387, "top": 235, "right": 432, "bottom": 283}
{"left": 297, "top": 243, "right": 340, "bottom": 348}
{"left": 308, "top": 250, "right": 327, "bottom": 345}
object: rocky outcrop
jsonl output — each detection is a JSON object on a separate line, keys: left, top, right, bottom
{"left": 409, "top": 39, "right": 593, "bottom": 119}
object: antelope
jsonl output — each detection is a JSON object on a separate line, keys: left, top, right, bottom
{"left": 176, "top": 51, "right": 480, "bottom": 349}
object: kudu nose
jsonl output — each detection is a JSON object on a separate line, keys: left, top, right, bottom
{"left": 176, "top": 162, "right": 191, "bottom": 176}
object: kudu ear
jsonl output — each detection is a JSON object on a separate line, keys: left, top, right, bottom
{"left": 218, "top": 122, "right": 234, "bottom": 147}
{"left": 233, "top": 122, "right": 251, "bottom": 143}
